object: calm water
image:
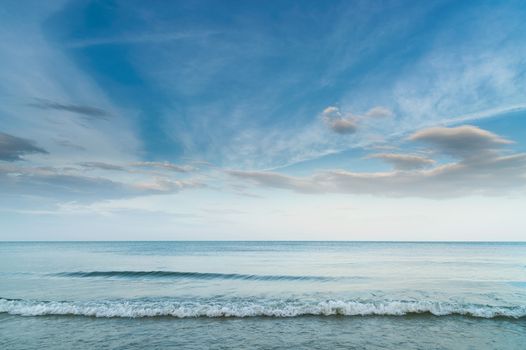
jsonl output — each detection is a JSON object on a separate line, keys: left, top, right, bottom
{"left": 0, "top": 241, "right": 525, "bottom": 349}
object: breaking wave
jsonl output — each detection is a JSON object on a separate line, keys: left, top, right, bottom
{"left": 1, "top": 298, "right": 525, "bottom": 319}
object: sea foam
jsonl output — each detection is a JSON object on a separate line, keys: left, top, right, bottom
{"left": 1, "top": 298, "right": 524, "bottom": 319}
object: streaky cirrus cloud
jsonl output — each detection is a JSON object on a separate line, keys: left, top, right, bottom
{"left": 28, "top": 99, "right": 110, "bottom": 120}
{"left": 54, "top": 139, "right": 87, "bottom": 152}
{"left": 0, "top": 132, "right": 48, "bottom": 161}
{"left": 79, "top": 161, "right": 195, "bottom": 173}
{"left": 78, "top": 162, "right": 126, "bottom": 171}
{"left": 0, "top": 162, "right": 203, "bottom": 203}
{"left": 66, "top": 31, "right": 216, "bottom": 48}
{"left": 132, "top": 178, "right": 204, "bottom": 193}
{"left": 131, "top": 161, "right": 195, "bottom": 173}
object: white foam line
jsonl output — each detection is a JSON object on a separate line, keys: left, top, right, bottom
{"left": 1, "top": 298, "right": 525, "bottom": 319}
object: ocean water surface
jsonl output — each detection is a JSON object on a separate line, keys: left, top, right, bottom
{"left": 0, "top": 241, "right": 525, "bottom": 349}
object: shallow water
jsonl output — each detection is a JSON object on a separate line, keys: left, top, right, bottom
{"left": 1, "top": 314, "right": 525, "bottom": 350}
{"left": 0, "top": 241, "right": 525, "bottom": 349}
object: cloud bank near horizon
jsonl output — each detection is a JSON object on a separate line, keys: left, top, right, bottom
{"left": 229, "top": 125, "right": 526, "bottom": 198}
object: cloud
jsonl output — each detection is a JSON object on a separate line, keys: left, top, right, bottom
{"left": 54, "top": 139, "right": 86, "bottom": 151}
{"left": 322, "top": 106, "right": 357, "bottom": 134}
{"left": 77, "top": 160, "right": 195, "bottom": 174}
{"left": 368, "top": 153, "right": 435, "bottom": 170}
{"left": 229, "top": 126, "right": 526, "bottom": 198}
{"left": 131, "top": 161, "right": 195, "bottom": 173}
{"left": 132, "top": 178, "right": 204, "bottom": 193}
{"left": 230, "top": 155, "right": 526, "bottom": 198}
{"left": 0, "top": 132, "right": 48, "bottom": 161}
{"left": 364, "top": 106, "right": 394, "bottom": 119}
{"left": 227, "top": 170, "right": 321, "bottom": 194}
{"left": 66, "top": 31, "right": 216, "bottom": 48}
{"left": 28, "top": 99, "right": 110, "bottom": 120}
{"left": 330, "top": 119, "right": 358, "bottom": 135}
{"left": 0, "top": 166, "right": 129, "bottom": 201}
{"left": 321, "top": 153, "right": 526, "bottom": 197}
{"left": 409, "top": 125, "right": 512, "bottom": 159}
{"left": 0, "top": 163, "right": 202, "bottom": 202}
{"left": 322, "top": 106, "right": 394, "bottom": 135}
{"left": 79, "top": 162, "right": 126, "bottom": 171}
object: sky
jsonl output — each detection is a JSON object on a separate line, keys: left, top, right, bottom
{"left": 1, "top": 0, "right": 525, "bottom": 240}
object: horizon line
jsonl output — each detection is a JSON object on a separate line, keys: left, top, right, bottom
{"left": 1, "top": 240, "right": 525, "bottom": 243}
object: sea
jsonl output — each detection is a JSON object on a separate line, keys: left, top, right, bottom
{"left": 0, "top": 241, "right": 525, "bottom": 349}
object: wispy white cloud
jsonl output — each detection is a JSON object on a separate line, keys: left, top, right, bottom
{"left": 132, "top": 178, "right": 203, "bottom": 193}
{"left": 0, "top": 131, "right": 48, "bottom": 161}
{"left": 130, "top": 161, "right": 195, "bottom": 173}
{"left": 66, "top": 31, "right": 216, "bottom": 48}
{"left": 79, "top": 161, "right": 126, "bottom": 171}
{"left": 0, "top": 161, "right": 203, "bottom": 203}
{"left": 27, "top": 98, "right": 111, "bottom": 120}
{"left": 364, "top": 106, "right": 394, "bottom": 119}
{"left": 0, "top": 2, "right": 141, "bottom": 167}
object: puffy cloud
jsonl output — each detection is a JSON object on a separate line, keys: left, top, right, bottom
{"left": 368, "top": 153, "right": 435, "bottom": 170}
{"left": 329, "top": 119, "right": 358, "bottom": 134}
{"left": 321, "top": 106, "right": 357, "bottom": 134}
{"left": 0, "top": 132, "right": 48, "bottom": 161}
{"left": 322, "top": 106, "right": 394, "bottom": 135}
{"left": 409, "top": 125, "right": 512, "bottom": 159}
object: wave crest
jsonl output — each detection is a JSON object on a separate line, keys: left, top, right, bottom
{"left": 53, "top": 271, "right": 338, "bottom": 282}
{"left": 1, "top": 298, "right": 525, "bottom": 319}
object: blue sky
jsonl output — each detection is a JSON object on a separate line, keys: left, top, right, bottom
{"left": 1, "top": 0, "right": 525, "bottom": 240}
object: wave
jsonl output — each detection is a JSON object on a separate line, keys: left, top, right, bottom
{"left": 1, "top": 298, "right": 524, "bottom": 319}
{"left": 53, "top": 271, "right": 341, "bottom": 282}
